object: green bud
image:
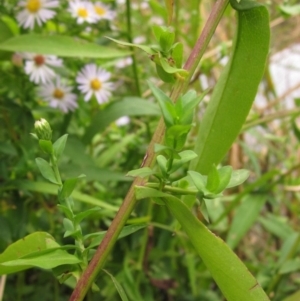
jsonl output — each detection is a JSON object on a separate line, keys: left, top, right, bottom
{"left": 34, "top": 118, "right": 52, "bottom": 141}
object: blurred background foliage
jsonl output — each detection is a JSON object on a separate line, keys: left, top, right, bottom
{"left": 0, "top": 0, "right": 300, "bottom": 300}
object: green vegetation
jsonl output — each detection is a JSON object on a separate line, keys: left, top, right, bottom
{"left": 1, "top": 0, "right": 300, "bottom": 300}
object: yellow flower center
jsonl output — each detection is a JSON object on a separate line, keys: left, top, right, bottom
{"left": 90, "top": 79, "right": 102, "bottom": 91}
{"left": 95, "top": 6, "right": 106, "bottom": 16}
{"left": 77, "top": 8, "right": 88, "bottom": 18}
{"left": 26, "top": 0, "right": 41, "bottom": 13}
{"left": 34, "top": 55, "right": 45, "bottom": 66}
{"left": 53, "top": 89, "right": 65, "bottom": 99}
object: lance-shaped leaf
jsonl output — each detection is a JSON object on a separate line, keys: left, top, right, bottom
{"left": 0, "top": 34, "right": 130, "bottom": 58}
{"left": 135, "top": 186, "right": 270, "bottom": 301}
{"left": 35, "top": 157, "right": 60, "bottom": 184}
{"left": 191, "top": 1, "right": 270, "bottom": 174}
{"left": 0, "top": 232, "right": 80, "bottom": 275}
{"left": 106, "top": 37, "right": 155, "bottom": 55}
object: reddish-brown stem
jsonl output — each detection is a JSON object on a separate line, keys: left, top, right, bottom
{"left": 69, "top": 1, "right": 229, "bottom": 300}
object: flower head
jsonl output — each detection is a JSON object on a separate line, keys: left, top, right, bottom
{"left": 34, "top": 118, "right": 52, "bottom": 140}
{"left": 68, "top": 0, "right": 97, "bottom": 24}
{"left": 16, "top": 0, "right": 59, "bottom": 29}
{"left": 38, "top": 77, "right": 78, "bottom": 113}
{"left": 93, "top": 2, "right": 115, "bottom": 21}
{"left": 22, "top": 53, "right": 63, "bottom": 84}
{"left": 76, "top": 64, "right": 113, "bottom": 104}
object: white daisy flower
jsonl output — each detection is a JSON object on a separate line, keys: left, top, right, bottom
{"left": 22, "top": 53, "right": 63, "bottom": 84}
{"left": 76, "top": 64, "right": 113, "bottom": 104}
{"left": 38, "top": 77, "right": 78, "bottom": 113}
{"left": 115, "top": 116, "right": 130, "bottom": 126}
{"left": 115, "top": 57, "right": 133, "bottom": 69}
{"left": 16, "top": 0, "right": 59, "bottom": 30}
{"left": 93, "top": 2, "right": 115, "bottom": 21}
{"left": 68, "top": 0, "right": 97, "bottom": 24}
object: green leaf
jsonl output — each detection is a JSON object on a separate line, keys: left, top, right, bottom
{"left": 156, "top": 155, "right": 168, "bottom": 178}
{"left": 179, "top": 90, "right": 207, "bottom": 125}
{"left": 191, "top": 2, "right": 270, "bottom": 174}
{"left": 148, "top": 81, "right": 175, "bottom": 127}
{"left": 0, "top": 18, "right": 15, "bottom": 60}
{"left": 103, "top": 269, "right": 129, "bottom": 301}
{"left": 96, "top": 134, "right": 136, "bottom": 168}
{"left": 163, "top": 193, "right": 270, "bottom": 301}
{"left": 279, "top": 4, "right": 300, "bottom": 16}
{"left": 166, "top": 124, "right": 191, "bottom": 150}
{"left": 35, "top": 157, "right": 60, "bottom": 184}
{"left": 135, "top": 187, "right": 269, "bottom": 301}
{"left": 83, "top": 97, "right": 160, "bottom": 144}
{"left": 154, "top": 143, "right": 172, "bottom": 153}
{"left": 63, "top": 218, "right": 74, "bottom": 233}
{"left": 206, "top": 165, "right": 220, "bottom": 193}
{"left": 135, "top": 186, "right": 167, "bottom": 200}
{"left": 74, "top": 207, "right": 101, "bottom": 224}
{"left": 279, "top": 259, "right": 300, "bottom": 275}
{"left": 0, "top": 232, "right": 80, "bottom": 275}
{"left": 38, "top": 140, "right": 53, "bottom": 155}
{"left": 57, "top": 204, "right": 73, "bottom": 220}
{"left": 226, "top": 195, "right": 267, "bottom": 250}
{"left": 171, "top": 42, "right": 183, "bottom": 68}
{"left": 188, "top": 171, "right": 207, "bottom": 194}
{"left": 277, "top": 233, "right": 300, "bottom": 268}
{"left": 156, "top": 64, "right": 176, "bottom": 83}
{"left": 152, "top": 25, "right": 165, "bottom": 42}
{"left": 159, "top": 29, "right": 175, "bottom": 52}
{"left": 106, "top": 37, "right": 155, "bottom": 55}
{"left": 215, "top": 166, "right": 232, "bottom": 194}
{"left": 1, "top": 16, "right": 19, "bottom": 36}
{"left": 259, "top": 214, "right": 294, "bottom": 240}
{"left": 60, "top": 176, "right": 85, "bottom": 200}
{"left": 283, "top": 290, "right": 300, "bottom": 301}
{"left": 53, "top": 134, "right": 68, "bottom": 160}
{"left": 227, "top": 169, "right": 249, "bottom": 188}
{"left": 2, "top": 250, "right": 81, "bottom": 270}
{"left": 126, "top": 167, "right": 155, "bottom": 178}
{"left": 0, "top": 34, "right": 130, "bottom": 58}
{"left": 85, "top": 224, "right": 146, "bottom": 249}
{"left": 13, "top": 180, "right": 119, "bottom": 212}
{"left": 159, "top": 56, "right": 188, "bottom": 76}
{"left": 169, "top": 150, "right": 198, "bottom": 173}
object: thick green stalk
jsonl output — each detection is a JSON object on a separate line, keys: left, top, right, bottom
{"left": 69, "top": 1, "right": 229, "bottom": 300}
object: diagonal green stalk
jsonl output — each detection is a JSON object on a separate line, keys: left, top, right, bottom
{"left": 69, "top": 1, "right": 229, "bottom": 300}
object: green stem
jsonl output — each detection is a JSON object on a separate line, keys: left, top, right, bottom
{"left": 243, "top": 107, "right": 300, "bottom": 131}
{"left": 50, "top": 154, "right": 62, "bottom": 186}
{"left": 126, "top": 0, "right": 141, "bottom": 97}
{"left": 69, "top": 1, "right": 229, "bottom": 300}
{"left": 146, "top": 183, "right": 197, "bottom": 195}
{"left": 172, "top": 0, "right": 229, "bottom": 96}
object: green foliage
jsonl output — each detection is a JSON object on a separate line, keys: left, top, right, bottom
{"left": 1, "top": 0, "right": 299, "bottom": 301}
{"left": 0, "top": 232, "right": 80, "bottom": 275}
{"left": 0, "top": 34, "right": 130, "bottom": 58}
{"left": 191, "top": 0, "right": 270, "bottom": 174}
{"left": 135, "top": 187, "right": 270, "bottom": 301}
{"left": 35, "top": 157, "right": 60, "bottom": 184}
{"left": 109, "top": 25, "right": 187, "bottom": 83}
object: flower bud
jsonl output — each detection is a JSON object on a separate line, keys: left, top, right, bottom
{"left": 34, "top": 118, "right": 52, "bottom": 141}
